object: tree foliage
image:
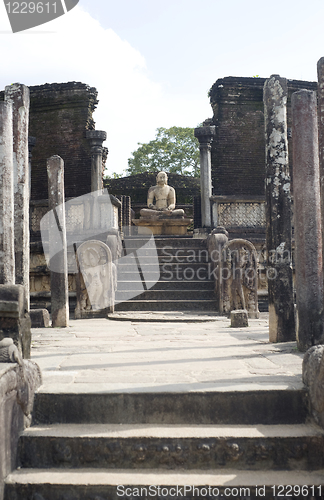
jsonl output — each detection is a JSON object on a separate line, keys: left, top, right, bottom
{"left": 126, "top": 126, "right": 200, "bottom": 177}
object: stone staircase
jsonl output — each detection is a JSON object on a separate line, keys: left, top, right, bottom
{"left": 4, "top": 388, "right": 324, "bottom": 499}
{"left": 114, "top": 236, "right": 217, "bottom": 312}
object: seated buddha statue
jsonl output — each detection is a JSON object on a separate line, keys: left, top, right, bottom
{"left": 140, "top": 171, "right": 185, "bottom": 218}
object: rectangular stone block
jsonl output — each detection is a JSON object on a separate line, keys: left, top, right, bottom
{"left": 30, "top": 309, "right": 50, "bottom": 328}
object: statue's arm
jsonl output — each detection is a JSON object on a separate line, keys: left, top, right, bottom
{"left": 147, "top": 186, "right": 156, "bottom": 209}
{"left": 167, "top": 187, "right": 176, "bottom": 210}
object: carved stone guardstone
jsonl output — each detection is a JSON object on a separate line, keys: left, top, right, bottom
{"left": 302, "top": 345, "right": 324, "bottom": 428}
{"left": 220, "top": 239, "right": 259, "bottom": 319}
{"left": 0, "top": 284, "right": 31, "bottom": 359}
{"left": 0, "top": 357, "right": 42, "bottom": 498}
{"left": 75, "top": 240, "right": 116, "bottom": 318}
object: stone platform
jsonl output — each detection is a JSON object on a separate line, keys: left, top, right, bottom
{"left": 26, "top": 313, "right": 303, "bottom": 392}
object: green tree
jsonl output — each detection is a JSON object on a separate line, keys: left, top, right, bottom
{"left": 126, "top": 126, "right": 200, "bottom": 177}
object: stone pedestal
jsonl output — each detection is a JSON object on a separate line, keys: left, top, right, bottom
{"left": 133, "top": 218, "right": 193, "bottom": 236}
{"left": 194, "top": 126, "right": 216, "bottom": 228}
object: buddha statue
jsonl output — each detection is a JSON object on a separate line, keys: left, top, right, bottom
{"left": 140, "top": 171, "right": 185, "bottom": 218}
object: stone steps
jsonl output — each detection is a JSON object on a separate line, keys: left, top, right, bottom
{"left": 116, "top": 237, "right": 217, "bottom": 312}
{"left": 5, "top": 383, "right": 322, "bottom": 498}
{"left": 33, "top": 390, "right": 307, "bottom": 425}
{"left": 115, "top": 300, "right": 219, "bottom": 311}
{"left": 5, "top": 468, "right": 324, "bottom": 500}
{"left": 117, "top": 280, "right": 214, "bottom": 291}
{"left": 115, "top": 290, "right": 215, "bottom": 301}
{"left": 17, "top": 423, "right": 324, "bottom": 471}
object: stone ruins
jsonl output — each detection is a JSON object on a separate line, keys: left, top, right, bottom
{"left": 2, "top": 58, "right": 324, "bottom": 496}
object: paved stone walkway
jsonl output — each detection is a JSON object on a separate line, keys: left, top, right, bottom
{"left": 31, "top": 313, "right": 304, "bottom": 394}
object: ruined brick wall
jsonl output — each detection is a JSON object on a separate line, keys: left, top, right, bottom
{"left": 28, "top": 82, "right": 98, "bottom": 200}
{"left": 208, "top": 77, "right": 317, "bottom": 197}
{"left": 0, "top": 82, "right": 100, "bottom": 201}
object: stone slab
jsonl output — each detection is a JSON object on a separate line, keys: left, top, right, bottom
{"left": 30, "top": 314, "right": 304, "bottom": 395}
{"left": 108, "top": 311, "right": 220, "bottom": 322}
{"left": 18, "top": 422, "right": 324, "bottom": 470}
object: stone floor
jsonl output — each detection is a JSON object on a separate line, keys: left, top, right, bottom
{"left": 31, "top": 312, "right": 304, "bottom": 394}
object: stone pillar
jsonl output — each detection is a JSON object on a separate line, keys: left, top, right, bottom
{"left": 292, "top": 90, "right": 324, "bottom": 351}
{"left": 121, "top": 195, "right": 131, "bottom": 235}
{"left": 317, "top": 58, "right": 324, "bottom": 281}
{"left": 28, "top": 136, "right": 36, "bottom": 198}
{"left": 263, "top": 75, "right": 295, "bottom": 343}
{"left": 47, "top": 156, "right": 69, "bottom": 327}
{"left": 86, "top": 130, "right": 107, "bottom": 192}
{"left": 5, "top": 84, "right": 30, "bottom": 308}
{"left": 0, "top": 101, "right": 15, "bottom": 284}
{"left": 194, "top": 126, "right": 216, "bottom": 228}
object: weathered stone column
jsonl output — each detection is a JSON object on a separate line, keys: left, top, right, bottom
{"left": 28, "top": 136, "right": 36, "bottom": 198}
{"left": 317, "top": 58, "right": 324, "bottom": 281}
{"left": 263, "top": 75, "right": 295, "bottom": 343}
{"left": 47, "top": 155, "right": 69, "bottom": 327}
{"left": 194, "top": 126, "right": 216, "bottom": 228}
{"left": 5, "top": 84, "right": 30, "bottom": 308}
{"left": 292, "top": 90, "right": 324, "bottom": 351}
{"left": 0, "top": 101, "right": 15, "bottom": 284}
{"left": 86, "top": 130, "right": 107, "bottom": 192}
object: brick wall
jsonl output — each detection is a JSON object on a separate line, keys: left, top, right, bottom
{"left": 208, "top": 76, "right": 317, "bottom": 197}
{"left": 28, "top": 82, "right": 99, "bottom": 200}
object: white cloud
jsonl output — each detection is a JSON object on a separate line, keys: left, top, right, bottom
{"left": 0, "top": 5, "right": 211, "bottom": 175}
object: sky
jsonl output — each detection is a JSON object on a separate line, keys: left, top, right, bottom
{"left": 0, "top": 0, "right": 324, "bottom": 176}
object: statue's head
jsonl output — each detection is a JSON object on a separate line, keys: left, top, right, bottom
{"left": 156, "top": 171, "right": 168, "bottom": 185}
